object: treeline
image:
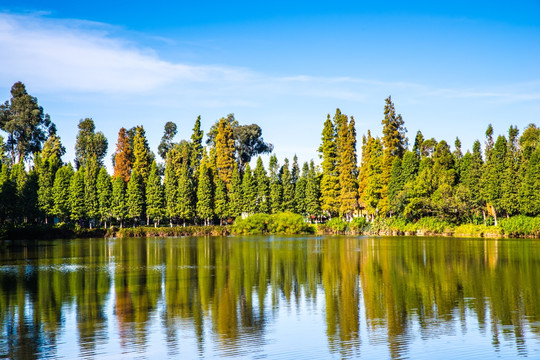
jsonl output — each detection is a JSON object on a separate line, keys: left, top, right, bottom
{"left": 0, "top": 82, "right": 539, "bottom": 231}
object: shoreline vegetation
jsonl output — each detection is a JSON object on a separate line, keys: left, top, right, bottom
{"left": 2, "top": 213, "right": 539, "bottom": 240}
{"left": 1, "top": 82, "right": 540, "bottom": 240}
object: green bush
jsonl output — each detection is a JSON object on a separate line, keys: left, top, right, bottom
{"left": 232, "top": 212, "right": 313, "bottom": 235}
{"left": 325, "top": 218, "right": 348, "bottom": 233}
{"left": 500, "top": 216, "right": 540, "bottom": 237}
{"left": 454, "top": 223, "right": 488, "bottom": 237}
{"left": 349, "top": 217, "right": 368, "bottom": 233}
{"left": 232, "top": 213, "right": 271, "bottom": 235}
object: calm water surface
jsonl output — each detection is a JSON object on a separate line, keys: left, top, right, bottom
{"left": 0, "top": 236, "right": 539, "bottom": 359}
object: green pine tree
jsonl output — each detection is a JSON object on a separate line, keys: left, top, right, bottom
{"left": 228, "top": 162, "right": 243, "bottom": 218}
{"left": 241, "top": 163, "right": 257, "bottom": 215}
{"left": 84, "top": 155, "right": 100, "bottom": 227}
{"left": 145, "top": 161, "right": 165, "bottom": 226}
{"left": 111, "top": 176, "right": 127, "bottom": 228}
{"left": 177, "top": 163, "right": 195, "bottom": 225}
{"left": 69, "top": 169, "right": 86, "bottom": 222}
{"left": 52, "top": 164, "right": 73, "bottom": 222}
{"left": 294, "top": 162, "right": 309, "bottom": 215}
{"left": 196, "top": 155, "right": 214, "bottom": 225}
{"left": 305, "top": 160, "right": 321, "bottom": 220}
{"left": 254, "top": 157, "right": 270, "bottom": 213}
{"left": 97, "top": 167, "right": 112, "bottom": 228}
{"left": 127, "top": 169, "right": 145, "bottom": 225}
{"left": 213, "top": 176, "right": 229, "bottom": 225}
{"left": 269, "top": 155, "right": 283, "bottom": 213}
{"left": 319, "top": 114, "right": 339, "bottom": 216}
{"left": 281, "top": 158, "right": 295, "bottom": 212}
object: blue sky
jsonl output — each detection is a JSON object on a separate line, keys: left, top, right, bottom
{"left": 1, "top": 1, "right": 539, "bottom": 169}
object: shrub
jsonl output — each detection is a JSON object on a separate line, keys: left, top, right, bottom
{"left": 232, "top": 213, "right": 271, "bottom": 235}
{"left": 349, "top": 217, "right": 368, "bottom": 233}
{"left": 500, "top": 216, "right": 540, "bottom": 237}
{"left": 232, "top": 212, "right": 313, "bottom": 235}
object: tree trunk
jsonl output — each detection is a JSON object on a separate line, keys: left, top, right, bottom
{"left": 493, "top": 208, "right": 498, "bottom": 227}
{"left": 482, "top": 210, "right": 486, "bottom": 226}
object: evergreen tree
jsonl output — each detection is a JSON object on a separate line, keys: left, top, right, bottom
{"left": 305, "top": 160, "right": 321, "bottom": 220}
{"left": 362, "top": 137, "right": 384, "bottom": 218}
{"left": 387, "top": 157, "right": 404, "bottom": 216}
{"left": 126, "top": 169, "right": 145, "bottom": 225}
{"left": 215, "top": 117, "right": 236, "bottom": 186}
{"left": 177, "top": 162, "right": 195, "bottom": 225}
{"left": 338, "top": 113, "right": 358, "bottom": 219}
{"left": 294, "top": 162, "right": 309, "bottom": 215}
{"left": 241, "top": 163, "right": 257, "bottom": 215}
{"left": 69, "top": 169, "right": 86, "bottom": 222}
{"left": 412, "top": 131, "right": 424, "bottom": 158}
{"left": 269, "top": 155, "right": 283, "bottom": 213}
{"left": 0, "top": 164, "right": 16, "bottom": 222}
{"left": 84, "top": 155, "right": 100, "bottom": 228}
{"left": 519, "top": 146, "right": 540, "bottom": 216}
{"left": 132, "top": 126, "right": 152, "bottom": 184}
{"left": 196, "top": 155, "right": 214, "bottom": 225}
{"left": 254, "top": 157, "right": 270, "bottom": 213}
{"left": 164, "top": 149, "right": 179, "bottom": 225}
{"left": 319, "top": 114, "right": 339, "bottom": 216}
{"left": 145, "top": 161, "right": 165, "bottom": 226}
{"left": 502, "top": 126, "right": 520, "bottom": 217}
{"left": 52, "top": 164, "right": 73, "bottom": 222}
{"left": 481, "top": 135, "right": 507, "bottom": 225}
{"left": 228, "top": 162, "right": 243, "bottom": 218}
{"left": 97, "top": 167, "right": 112, "bottom": 228}
{"left": 381, "top": 96, "right": 407, "bottom": 215}
{"left": 190, "top": 116, "right": 204, "bottom": 179}
{"left": 113, "top": 127, "right": 132, "bottom": 182}
{"left": 281, "top": 158, "right": 296, "bottom": 212}
{"left": 111, "top": 175, "right": 127, "bottom": 228}
{"left": 213, "top": 176, "right": 229, "bottom": 225}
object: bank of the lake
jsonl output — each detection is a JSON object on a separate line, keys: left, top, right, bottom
{"left": 2, "top": 213, "right": 540, "bottom": 240}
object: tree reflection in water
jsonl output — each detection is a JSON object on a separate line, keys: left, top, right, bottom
{"left": 0, "top": 236, "right": 539, "bottom": 359}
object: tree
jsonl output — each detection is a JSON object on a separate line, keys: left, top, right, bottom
{"left": 319, "top": 115, "right": 339, "bottom": 216}
{"left": 207, "top": 114, "right": 273, "bottom": 170}
{"left": 158, "top": 121, "right": 178, "bottom": 160}
{"left": 97, "top": 167, "right": 112, "bottom": 228}
{"left": 215, "top": 117, "right": 236, "bottom": 185}
{"left": 228, "top": 162, "right": 243, "bottom": 218}
{"left": 145, "top": 161, "right": 165, "bottom": 226}
{"left": 36, "top": 133, "right": 64, "bottom": 223}
{"left": 269, "top": 155, "right": 282, "bottom": 213}
{"left": 0, "top": 82, "right": 52, "bottom": 163}
{"left": 381, "top": 96, "right": 407, "bottom": 215}
{"left": 74, "top": 118, "right": 108, "bottom": 169}
{"left": 69, "top": 168, "right": 86, "bottom": 222}
{"left": 111, "top": 176, "right": 127, "bottom": 228}
{"left": 338, "top": 113, "right": 358, "bottom": 219}
{"left": 254, "top": 157, "right": 270, "bottom": 213}
{"left": 305, "top": 160, "right": 321, "bottom": 219}
{"left": 52, "top": 164, "right": 73, "bottom": 222}
{"left": 294, "top": 162, "right": 308, "bottom": 215}
{"left": 126, "top": 169, "right": 145, "bottom": 225}
{"left": 502, "top": 126, "right": 520, "bottom": 217}
{"left": 190, "top": 116, "right": 204, "bottom": 179}
{"left": 0, "top": 164, "right": 16, "bottom": 222}
{"left": 177, "top": 163, "right": 195, "bottom": 225}
{"left": 196, "top": 154, "right": 214, "bottom": 225}
{"left": 281, "top": 158, "right": 295, "bottom": 212}
{"left": 113, "top": 127, "right": 132, "bottom": 182}
{"left": 481, "top": 135, "right": 507, "bottom": 225}
{"left": 132, "top": 126, "right": 152, "bottom": 184}
{"left": 387, "top": 158, "right": 404, "bottom": 216}
{"left": 213, "top": 176, "right": 229, "bottom": 225}
{"left": 361, "top": 136, "right": 384, "bottom": 219}
{"left": 241, "top": 163, "right": 257, "bottom": 215}
{"left": 84, "top": 155, "right": 100, "bottom": 228}
{"left": 0, "top": 135, "right": 9, "bottom": 165}
{"left": 519, "top": 146, "right": 540, "bottom": 216}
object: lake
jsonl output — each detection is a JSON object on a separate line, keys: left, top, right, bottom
{"left": 0, "top": 235, "right": 539, "bottom": 359}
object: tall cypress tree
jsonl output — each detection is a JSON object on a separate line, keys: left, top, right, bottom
{"left": 0, "top": 164, "right": 16, "bottom": 222}
{"left": 387, "top": 157, "right": 404, "bottom": 216}
{"left": 228, "top": 162, "right": 243, "bottom": 218}
{"left": 502, "top": 126, "right": 520, "bottom": 217}
{"left": 177, "top": 162, "right": 195, "bottom": 225}
{"left": 481, "top": 135, "right": 507, "bottom": 225}
{"left": 111, "top": 175, "right": 127, "bottom": 228}
{"left": 241, "top": 163, "right": 257, "bottom": 215}
{"left": 214, "top": 176, "right": 229, "bottom": 225}
{"left": 281, "top": 158, "right": 295, "bottom": 212}
{"left": 113, "top": 127, "right": 132, "bottom": 182}
{"left": 84, "top": 155, "right": 100, "bottom": 228}
{"left": 146, "top": 161, "right": 165, "bottom": 226}
{"left": 97, "top": 167, "right": 112, "bottom": 228}
{"left": 269, "top": 155, "right": 282, "bottom": 213}
{"left": 196, "top": 155, "right": 214, "bottom": 225}
{"left": 190, "top": 116, "right": 204, "bottom": 180}
{"left": 305, "top": 160, "right": 321, "bottom": 220}
{"left": 362, "top": 137, "right": 384, "bottom": 218}
{"left": 381, "top": 96, "right": 407, "bottom": 215}
{"left": 338, "top": 114, "right": 358, "bottom": 219}
{"left": 132, "top": 126, "right": 152, "bottom": 185}
{"left": 69, "top": 168, "right": 86, "bottom": 222}
{"left": 215, "top": 117, "right": 236, "bottom": 186}
{"left": 127, "top": 169, "right": 145, "bottom": 225}
{"left": 52, "top": 164, "right": 73, "bottom": 222}
{"left": 319, "top": 115, "right": 339, "bottom": 216}
{"left": 294, "top": 162, "right": 309, "bottom": 215}
{"left": 254, "top": 157, "right": 270, "bottom": 213}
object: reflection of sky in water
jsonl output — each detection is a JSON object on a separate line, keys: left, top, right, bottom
{"left": 0, "top": 236, "right": 539, "bottom": 359}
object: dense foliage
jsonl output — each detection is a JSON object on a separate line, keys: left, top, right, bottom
{"left": 1, "top": 82, "right": 539, "bottom": 236}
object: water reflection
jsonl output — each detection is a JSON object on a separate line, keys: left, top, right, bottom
{"left": 0, "top": 236, "right": 539, "bottom": 359}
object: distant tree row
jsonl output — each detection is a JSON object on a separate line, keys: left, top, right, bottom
{"left": 1, "top": 82, "right": 539, "bottom": 228}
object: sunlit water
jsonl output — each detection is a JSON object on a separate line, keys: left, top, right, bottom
{"left": 1, "top": 236, "right": 539, "bottom": 359}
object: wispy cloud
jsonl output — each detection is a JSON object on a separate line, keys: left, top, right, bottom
{"left": 0, "top": 12, "right": 538, "bottom": 106}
